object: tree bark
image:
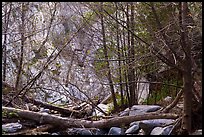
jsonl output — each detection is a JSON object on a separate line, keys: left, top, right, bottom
{"left": 24, "top": 97, "right": 81, "bottom": 117}
{"left": 130, "top": 2, "right": 137, "bottom": 105}
{"left": 3, "top": 106, "right": 179, "bottom": 129}
{"left": 15, "top": 3, "right": 26, "bottom": 90}
{"left": 100, "top": 2, "right": 118, "bottom": 111}
{"left": 179, "top": 2, "right": 193, "bottom": 133}
{"left": 126, "top": 3, "right": 133, "bottom": 107}
{"left": 115, "top": 3, "right": 124, "bottom": 107}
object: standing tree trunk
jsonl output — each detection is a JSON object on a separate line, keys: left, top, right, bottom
{"left": 15, "top": 3, "right": 27, "bottom": 90}
{"left": 126, "top": 3, "right": 137, "bottom": 106}
{"left": 100, "top": 3, "right": 118, "bottom": 111}
{"left": 130, "top": 2, "right": 137, "bottom": 105}
{"left": 121, "top": 10, "right": 130, "bottom": 107}
{"left": 180, "top": 2, "right": 192, "bottom": 133}
{"left": 115, "top": 3, "right": 124, "bottom": 108}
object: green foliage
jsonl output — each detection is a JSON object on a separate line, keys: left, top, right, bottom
{"left": 106, "top": 92, "right": 128, "bottom": 113}
{"left": 8, "top": 112, "right": 19, "bottom": 118}
{"left": 103, "top": 2, "right": 116, "bottom": 15}
{"left": 143, "top": 78, "right": 182, "bottom": 105}
{"left": 83, "top": 11, "right": 97, "bottom": 25}
{"left": 2, "top": 111, "right": 7, "bottom": 117}
{"left": 93, "top": 48, "right": 107, "bottom": 76}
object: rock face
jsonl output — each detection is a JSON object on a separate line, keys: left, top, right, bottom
{"left": 129, "top": 105, "right": 161, "bottom": 116}
{"left": 2, "top": 122, "right": 22, "bottom": 133}
{"left": 137, "top": 77, "right": 150, "bottom": 104}
{"left": 108, "top": 127, "right": 125, "bottom": 135}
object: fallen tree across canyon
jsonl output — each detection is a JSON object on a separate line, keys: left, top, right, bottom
{"left": 3, "top": 106, "right": 178, "bottom": 129}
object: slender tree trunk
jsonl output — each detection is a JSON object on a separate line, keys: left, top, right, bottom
{"left": 130, "top": 2, "right": 137, "bottom": 105}
{"left": 180, "top": 2, "right": 193, "bottom": 133}
{"left": 115, "top": 3, "right": 124, "bottom": 107}
{"left": 15, "top": 3, "right": 27, "bottom": 90}
{"left": 127, "top": 3, "right": 137, "bottom": 106}
{"left": 100, "top": 3, "right": 118, "bottom": 111}
{"left": 126, "top": 3, "right": 133, "bottom": 107}
{"left": 123, "top": 5, "right": 131, "bottom": 108}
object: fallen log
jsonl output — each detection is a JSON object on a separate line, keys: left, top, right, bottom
{"left": 24, "top": 97, "right": 81, "bottom": 117}
{"left": 3, "top": 106, "right": 179, "bottom": 129}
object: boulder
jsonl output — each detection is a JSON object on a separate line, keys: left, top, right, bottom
{"left": 130, "top": 121, "right": 140, "bottom": 127}
{"left": 129, "top": 105, "right": 161, "bottom": 116}
{"left": 125, "top": 124, "right": 140, "bottom": 134}
{"left": 150, "top": 125, "right": 174, "bottom": 135}
{"left": 139, "top": 119, "right": 174, "bottom": 135}
{"left": 119, "top": 108, "right": 130, "bottom": 116}
{"left": 108, "top": 127, "right": 125, "bottom": 135}
{"left": 2, "top": 122, "right": 22, "bottom": 133}
{"left": 137, "top": 129, "right": 145, "bottom": 135}
{"left": 66, "top": 128, "right": 92, "bottom": 135}
{"left": 95, "top": 128, "right": 109, "bottom": 135}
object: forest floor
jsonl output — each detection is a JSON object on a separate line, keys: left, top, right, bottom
{"left": 2, "top": 93, "right": 202, "bottom": 135}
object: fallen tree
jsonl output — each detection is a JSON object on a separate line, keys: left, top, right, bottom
{"left": 24, "top": 97, "right": 81, "bottom": 117}
{"left": 3, "top": 106, "right": 179, "bottom": 129}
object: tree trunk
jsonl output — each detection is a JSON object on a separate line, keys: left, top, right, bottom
{"left": 122, "top": 7, "right": 130, "bottom": 107}
{"left": 130, "top": 2, "right": 137, "bottom": 105}
{"left": 15, "top": 3, "right": 26, "bottom": 90}
{"left": 180, "top": 2, "right": 193, "bottom": 133}
{"left": 2, "top": 106, "right": 179, "bottom": 129}
{"left": 100, "top": 3, "right": 118, "bottom": 111}
{"left": 127, "top": 3, "right": 137, "bottom": 106}
{"left": 115, "top": 3, "right": 124, "bottom": 107}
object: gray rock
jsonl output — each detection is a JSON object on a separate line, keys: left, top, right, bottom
{"left": 80, "top": 129, "right": 92, "bottom": 135}
{"left": 2, "top": 122, "right": 22, "bottom": 133}
{"left": 39, "top": 108, "right": 50, "bottom": 113}
{"left": 95, "top": 128, "right": 109, "bottom": 135}
{"left": 150, "top": 127, "right": 164, "bottom": 135}
{"left": 139, "top": 119, "right": 174, "bottom": 135}
{"left": 51, "top": 132, "right": 59, "bottom": 135}
{"left": 164, "top": 96, "right": 172, "bottom": 102}
{"left": 150, "top": 125, "right": 174, "bottom": 135}
{"left": 129, "top": 105, "right": 161, "bottom": 116}
{"left": 125, "top": 124, "right": 140, "bottom": 134}
{"left": 67, "top": 128, "right": 92, "bottom": 135}
{"left": 130, "top": 121, "right": 140, "bottom": 127}
{"left": 108, "top": 127, "right": 125, "bottom": 135}
{"left": 137, "top": 129, "right": 145, "bottom": 135}
{"left": 119, "top": 108, "right": 130, "bottom": 116}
